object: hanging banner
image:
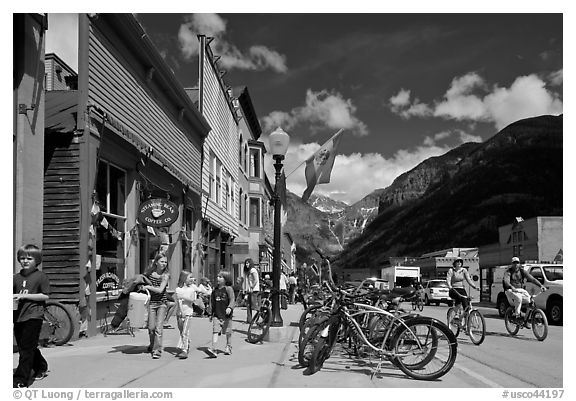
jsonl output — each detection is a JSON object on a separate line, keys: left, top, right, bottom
{"left": 138, "top": 198, "right": 179, "bottom": 227}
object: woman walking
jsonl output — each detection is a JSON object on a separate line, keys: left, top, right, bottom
{"left": 143, "top": 254, "right": 170, "bottom": 359}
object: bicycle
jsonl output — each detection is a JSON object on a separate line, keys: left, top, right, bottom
{"left": 504, "top": 289, "right": 548, "bottom": 341}
{"left": 446, "top": 295, "right": 486, "bottom": 345}
{"left": 40, "top": 300, "right": 74, "bottom": 346}
{"left": 306, "top": 283, "right": 458, "bottom": 380}
{"left": 412, "top": 296, "right": 424, "bottom": 312}
{"left": 247, "top": 288, "right": 277, "bottom": 344}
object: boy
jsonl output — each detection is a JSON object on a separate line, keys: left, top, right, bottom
{"left": 206, "top": 271, "right": 235, "bottom": 358}
{"left": 13, "top": 244, "right": 51, "bottom": 388}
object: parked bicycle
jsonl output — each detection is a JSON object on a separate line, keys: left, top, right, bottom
{"left": 304, "top": 282, "right": 458, "bottom": 380}
{"left": 446, "top": 296, "right": 486, "bottom": 345}
{"left": 41, "top": 300, "right": 74, "bottom": 346}
{"left": 247, "top": 288, "right": 278, "bottom": 343}
{"left": 504, "top": 289, "right": 548, "bottom": 341}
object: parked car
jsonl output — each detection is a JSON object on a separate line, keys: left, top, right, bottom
{"left": 424, "top": 279, "right": 453, "bottom": 306}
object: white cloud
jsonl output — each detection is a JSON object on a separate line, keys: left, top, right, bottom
{"left": 178, "top": 13, "right": 287, "bottom": 73}
{"left": 433, "top": 72, "right": 489, "bottom": 121}
{"left": 262, "top": 134, "right": 451, "bottom": 205}
{"left": 389, "top": 89, "right": 432, "bottom": 118}
{"left": 389, "top": 89, "right": 411, "bottom": 108}
{"left": 261, "top": 89, "right": 369, "bottom": 136}
{"left": 45, "top": 14, "right": 79, "bottom": 72}
{"left": 422, "top": 129, "right": 482, "bottom": 147}
{"left": 548, "top": 69, "right": 563, "bottom": 86}
{"left": 389, "top": 71, "right": 563, "bottom": 130}
{"left": 484, "top": 75, "right": 563, "bottom": 129}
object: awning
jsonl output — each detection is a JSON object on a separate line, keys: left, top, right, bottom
{"left": 45, "top": 90, "right": 78, "bottom": 133}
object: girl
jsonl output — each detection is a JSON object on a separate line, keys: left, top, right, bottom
{"left": 173, "top": 270, "right": 197, "bottom": 359}
{"left": 143, "top": 254, "right": 170, "bottom": 359}
{"left": 206, "top": 271, "right": 235, "bottom": 358}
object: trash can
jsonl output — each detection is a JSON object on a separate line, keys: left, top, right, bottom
{"left": 128, "top": 291, "right": 149, "bottom": 329}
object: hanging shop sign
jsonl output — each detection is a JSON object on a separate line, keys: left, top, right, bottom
{"left": 138, "top": 198, "right": 179, "bottom": 227}
{"left": 96, "top": 272, "right": 120, "bottom": 292}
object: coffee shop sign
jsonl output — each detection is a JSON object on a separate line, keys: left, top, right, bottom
{"left": 138, "top": 198, "right": 179, "bottom": 227}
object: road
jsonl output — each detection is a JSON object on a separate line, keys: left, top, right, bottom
{"left": 13, "top": 303, "right": 563, "bottom": 389}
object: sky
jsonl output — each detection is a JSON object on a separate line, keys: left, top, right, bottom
{"left": 41, "top": 9, "right": 563, "bottom": 205}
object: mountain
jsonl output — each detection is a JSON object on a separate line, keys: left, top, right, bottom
{"left": 284, "top": 191, "right": 344, "bottom": 264}
{"left": 308, "top": 193, "right": 349, "bottom": 214}
{"left": 333, "top": 114, "right": 563, "bottom": 270}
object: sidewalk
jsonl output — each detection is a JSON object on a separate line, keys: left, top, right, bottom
{"left": 13, "top": 303, "right": 305, "bottom": 388}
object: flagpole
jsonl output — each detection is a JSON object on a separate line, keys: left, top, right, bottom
{"left": 284, "top": 129, "right": 343, "bottom": 179}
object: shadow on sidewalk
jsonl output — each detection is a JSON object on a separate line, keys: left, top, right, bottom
{"left": 109, "top": 345, "right": 150, "bottom": 355}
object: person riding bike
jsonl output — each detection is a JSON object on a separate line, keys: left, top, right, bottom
{"left": 446, "top": 257, "right": 478, "bottom": 317}
{"left": 503, "top": 257, "right": 546, "bottom": 318}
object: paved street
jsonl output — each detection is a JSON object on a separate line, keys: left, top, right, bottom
{"left": 13, "top": 303, "right": 562, "bottom": 388}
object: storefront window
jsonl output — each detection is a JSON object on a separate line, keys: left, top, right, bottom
{"left": 95, "top": 160, "right": 126, "bottom": 298}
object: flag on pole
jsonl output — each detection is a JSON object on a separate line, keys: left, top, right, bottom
{"left": 302, "top": 129, "right": 344, "bottom": 202}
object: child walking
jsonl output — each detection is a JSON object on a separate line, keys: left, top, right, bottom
{"left": 173, "top": 270, "right": 197, "bottom": 359}
{"left": 13, "top": 244, "right": 51, "bottom": 388}
{"left": 206, "top": 271, "right": 235, "bottom": 358}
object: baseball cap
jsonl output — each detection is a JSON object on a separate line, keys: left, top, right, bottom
{"left": 511, "top": 257, "right": 520, "bottom": 263}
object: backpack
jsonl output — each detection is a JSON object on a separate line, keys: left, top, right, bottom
{"left": 502, "top": 268, "right": 527, "bottom": 290}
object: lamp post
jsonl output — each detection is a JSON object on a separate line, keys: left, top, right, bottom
{"left": 269, "top": 127, "right": 290, "bottom": 327}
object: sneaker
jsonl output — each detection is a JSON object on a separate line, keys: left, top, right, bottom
{"left": 152, "top": 352, "right": 161, "bottom": 359}
{"left": 34, "top": 370, "right": 48, "bottom": 380}
{"left": 224, "top": 345, "right": 232, "bottom": 355}
{"left": 205, "top": 348, "right": 218, "bottom": 358}
{"left": 177, "top": 351, "right": 188, "bottom": 359}
{"left": 14, "top": 382, "right": 27, "bottom": 388}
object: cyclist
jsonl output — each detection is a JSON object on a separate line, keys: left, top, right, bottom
{"left": 446, "top": 257, "right": 479, "bottom": 318}
{"left": 503, "top": 257, "right": 546, "bottom": 318}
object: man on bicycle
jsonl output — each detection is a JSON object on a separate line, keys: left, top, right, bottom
{"left": 503, "top": 257, "right": 546, "bottom": 318}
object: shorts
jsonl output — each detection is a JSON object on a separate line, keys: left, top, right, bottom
{"left": 212, "top": 317, "right": 232, "bottom": 335}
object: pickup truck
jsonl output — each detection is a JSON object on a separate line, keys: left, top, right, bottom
{"left": 490, "top": 263, "right": 563, "bottom": 325}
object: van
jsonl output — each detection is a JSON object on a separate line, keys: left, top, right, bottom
{"left": 490, "top": 263, "right": 563, "bottom": 325}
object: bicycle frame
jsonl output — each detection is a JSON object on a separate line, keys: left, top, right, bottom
{"left": 319, "top": 302, "right": 425, "bottom": 359}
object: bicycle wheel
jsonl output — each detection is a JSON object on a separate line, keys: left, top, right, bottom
{"left": 467, "top": 310, "right": 486, "bottom": 345}
{"left": 504, "top": 307, "right": 521, "bottom": 335}
{"left": 308, "top": 336, "right": 336, "bottom": 374}
{"left": 298, "top": 303, "right": 323, "bottom": 331}
{"left": 308, "top": 317, "right": 340, "bottom": 374}
{"left": 247, "top": 309, "right": 272, "bottom": 344}
{"left": 298, "top": 316, "right": 334, "bottom": 367}
{"left": 43, "top": 301, "right": 74, "bottom": 346}
{"left": 391, "top": 317, "right": 458, "bottom": 381}
{"left": 531, "top": 309, "right": 548, "bottom": 341}
{"left": 446, "top": 308, "right": 460, "bottom": 337}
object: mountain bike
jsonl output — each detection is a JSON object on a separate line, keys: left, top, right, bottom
{"left": 504, "top": 289, "right": 548, "bottom": 341}
{"left": 446, "top": 296, "right": 486, "bottom": 345}
{"left": 40, "top": 300, "right": 74, "bottom": 346}
{"left": 247, "top": 289, "right": 276, "bottom": 344}
{"left": 306, "top": 284, "right": 458, "bottom": 380}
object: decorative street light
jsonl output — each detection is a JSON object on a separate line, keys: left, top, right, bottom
{"left": 269, "top": 127, "right": 290, "bottom": 327}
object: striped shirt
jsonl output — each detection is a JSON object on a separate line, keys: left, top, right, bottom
{"left": 147, "top": 273, "right": 167, "bottom": 306}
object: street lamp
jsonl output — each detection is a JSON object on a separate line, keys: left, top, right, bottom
{"left": 269, "top": 127, "right": 290, "bottom": 327}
